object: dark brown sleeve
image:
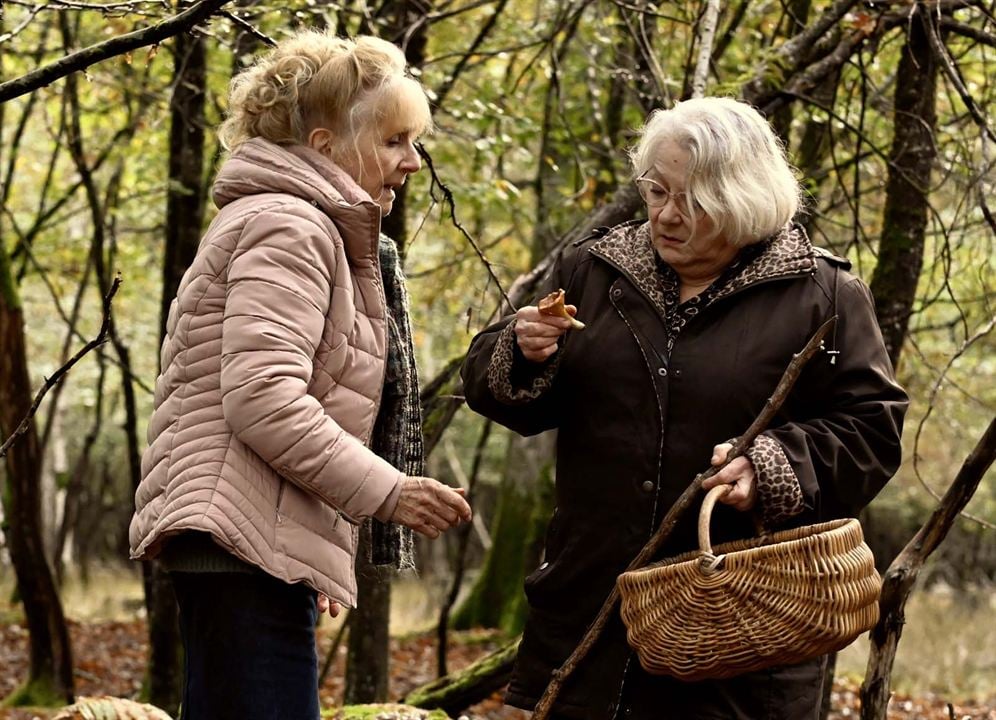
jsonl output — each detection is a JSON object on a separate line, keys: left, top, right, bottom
{"left": 765, "top": 277, "right": 909, "bottom": 520}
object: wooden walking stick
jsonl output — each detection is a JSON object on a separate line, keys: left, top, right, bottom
{"left": 531, "top": 318, "right": 836, "bottom": 719}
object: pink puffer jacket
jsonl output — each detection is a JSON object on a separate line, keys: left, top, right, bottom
{"left": 129, "top": 138, "right": 403, "bottom": 606}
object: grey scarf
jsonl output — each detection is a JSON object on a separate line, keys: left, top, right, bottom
{"left": 368, "top": 235, "right": 423, "bottom": 570}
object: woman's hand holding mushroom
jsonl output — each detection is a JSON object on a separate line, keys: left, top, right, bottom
{"left": 515, "top": 290, "right": 582, "bottom": 363}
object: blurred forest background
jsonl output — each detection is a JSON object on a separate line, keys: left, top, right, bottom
{"left": 0, "top": 0, "right": 994, "bottom": 718}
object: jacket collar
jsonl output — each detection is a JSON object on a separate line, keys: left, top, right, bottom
{"left": 213, "top": 138, "right": 381, "bottom": 263}
{"left": 589, "top": 221, "right": 817, "bottom": 319}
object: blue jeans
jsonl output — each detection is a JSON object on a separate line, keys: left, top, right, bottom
{"left": 171, "top": 570, "right": 320, "bottom": 720}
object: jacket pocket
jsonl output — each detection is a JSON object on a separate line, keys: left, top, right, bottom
{"left": 524, "top": 509, "right": 570, "bottom": 609}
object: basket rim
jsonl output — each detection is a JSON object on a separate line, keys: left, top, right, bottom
{"left": 624, "top": 517, "right": 861, "bottom": 576}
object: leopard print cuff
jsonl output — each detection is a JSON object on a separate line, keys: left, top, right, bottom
{"left": 486, "top": 320, "right": 562, "bottom": 405}
{"left": 746, "top": 434, "right": 805, "bottom": 526}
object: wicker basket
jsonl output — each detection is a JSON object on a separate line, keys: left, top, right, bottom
{"left": 617, "top": 485, "right": 881, "bottom": 682}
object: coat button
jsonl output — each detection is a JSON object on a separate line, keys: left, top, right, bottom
{"left": 611, "top": 288, "right": 623, "bottom": 299}
{"left": 641, "top": 480, "right": 655, "bottom": 492}
{"left": 657, "top": 367, "right": 667, "bottom": 377}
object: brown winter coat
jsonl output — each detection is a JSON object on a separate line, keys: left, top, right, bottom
{"left": 461, "top": 221, "right": 908, "bottom": 719}
{"left": 130, "top": 138, "right": 402, "bottom": 606}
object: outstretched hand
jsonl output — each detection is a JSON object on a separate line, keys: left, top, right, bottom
{"left": 701, "top": 442, "right": 757, "bottom": 511}
{"left": 389, "top": 476, "right": 472, "bottom": 538}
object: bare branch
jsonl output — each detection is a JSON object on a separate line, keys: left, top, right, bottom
{"left": 416, "top": 142, "right": 512, "bottom": 311}
{"left": 0, "top": 276, "right": 122, "bottom": 460}
{"left": 431, "top": 0, "right": 508, "bottom": 108}
{"left": 219, "top": 8, "right": 273, "bottom": 47}
{"left": 924, "top": 14, "right": 996, "bottom": 143}
{"left": 0, "top": 0, "right": 230, "bottom": 103}
{"left": 860, "top": 416, "right": 996, "bottom": 720}
{"left": 911, "top": 314, "right": 996, "bottom": 529}
{"left": 939, "top": 16, "right": 996, "bottom": 46}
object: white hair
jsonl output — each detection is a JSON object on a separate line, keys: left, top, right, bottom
{"left": 628, "top": 97, "right": 802, "bottom": 246}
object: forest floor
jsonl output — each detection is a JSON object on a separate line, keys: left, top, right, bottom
{"left": 0, "top": 570, "right": 993, "bottom": 719}
{"left": 0, "top": 618, "right": 993, "bottom": 720}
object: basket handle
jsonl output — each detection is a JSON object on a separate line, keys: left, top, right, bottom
{"left": 697, "top": 484, "right": 734, "bottom": 555}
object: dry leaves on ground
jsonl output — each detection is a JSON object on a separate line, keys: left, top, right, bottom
{"left": 0, "top": 620, "right": 991, "bottom": 719}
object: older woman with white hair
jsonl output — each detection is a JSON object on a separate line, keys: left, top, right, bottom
{"left": 461, "top": 97, "right": 907, "bottom": 719}
{"left": 130, "top": 32, "right": 471, "bottom": 720}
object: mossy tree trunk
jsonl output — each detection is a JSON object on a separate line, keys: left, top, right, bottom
{"left": 0, "top": 237, "right": 75, "bottom": 707}
{"left": 345, "top": 524, "right": 392, "bottom": 703}
{"left": 450, "top": 432, "right": 555, "bottom": 635}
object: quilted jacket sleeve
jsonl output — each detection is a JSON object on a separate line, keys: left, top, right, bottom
{"left": 220, "top": 206, "right": 402, "bottom": 520}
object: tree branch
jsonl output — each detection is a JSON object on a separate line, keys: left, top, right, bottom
{"left": 939, "top": 16, "right": 996, "bottom": 47}
{"left": 0, "top": 0, "right": 230, "bottom": 103}
{"left": 924, "top": 13, "right": 996, "bottom": 143}
{"left": 416, "top": 142, "right": 512, "bottom": 311}
{"left": 859, "top": 416, "right": 996, "bottom": 720}
{"left": 0, "top": 276, "right": 121, "bottom": 460}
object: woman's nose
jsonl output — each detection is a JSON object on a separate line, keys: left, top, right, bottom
{"left": 400, "top": 143, "right": 421, "bottom": 173}
{"left": 655, "top": 196, "right": 682, "bottom": 224}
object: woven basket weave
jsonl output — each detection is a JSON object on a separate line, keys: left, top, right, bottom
{"left": 617, "top": 485, "right": 881, "bottom": 682}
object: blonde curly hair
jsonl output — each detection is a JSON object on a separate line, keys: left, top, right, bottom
{"left": 219, "top": 32, "right": 432, "bottom": 151}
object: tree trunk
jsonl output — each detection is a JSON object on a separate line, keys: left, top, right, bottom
{"left": 159, "top": 24, "right": 207, "bottom": 344}
{"left": 795, "top": 66, "right": 842, "bottom": 240}
{"left": 0, "top": 249, "right": 75, "bottom": 706}
{"left": 340, "top": 4, "right": 433, "bottom": 701}
{"left": 769, "top": 0, "right": 813, "bottom": 141}
{"left": 450, "top": 431, "right": 556, "bottom": 635}
{"left": 406, "top": 638, "right": 519, "bottom": 714}
{"left": 53, "top": 358, "right": 105, "bottom": 588}
{"left": 860, "top": 418, "right": 996, "bottom": 720}
{"left": 869, "top": 8, "right": 940, "bottom": 369}
{"left": 143, "top": 20, "right": 208, "bottom": 716}
{"left": 344, "top": 524, "right": 392, "bottom": 703}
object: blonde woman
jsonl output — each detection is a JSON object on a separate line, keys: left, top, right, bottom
{"left": 462, "top": 97, "right": 907, "bottom": 719}
{"left": 130, "top": 32, "right": 471, "bottom": 719}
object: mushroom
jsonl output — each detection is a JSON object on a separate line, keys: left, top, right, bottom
{"left": 538, "top": 289, "right": 585, "bottom": 330}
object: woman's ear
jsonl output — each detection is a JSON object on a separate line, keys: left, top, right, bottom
{"left": 307, "top": 127, "right": 335, "bottom": 154}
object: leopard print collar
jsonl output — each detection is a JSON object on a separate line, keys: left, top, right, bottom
{"left": 589, "top": 221, "right": 817, "bottom": 320}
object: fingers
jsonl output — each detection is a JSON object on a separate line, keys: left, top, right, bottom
{"left": 317, "top": 595, "right": 342, "bottom": 618}
{"left": 515, "top": 306, "right": 572, "bottom": 363}
{"left": 701, "top": 455, "right": 757, "bottom": 511}
{"left": 390, "top": 476, "right": 473, "bottom": 539}
{"left": 711, "top": 442, "right": 733, "bottom": 467}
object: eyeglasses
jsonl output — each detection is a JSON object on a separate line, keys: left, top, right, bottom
{"left": 635, "top": 172, "right": 704, "bottom": 219}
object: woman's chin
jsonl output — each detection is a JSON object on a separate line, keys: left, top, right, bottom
{"left": 653, "top": 240, "right": 685, "bottom": 263}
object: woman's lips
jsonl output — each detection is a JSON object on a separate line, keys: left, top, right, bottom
{"left": 658, "top": 234, "right": 684, "bottom": 245}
